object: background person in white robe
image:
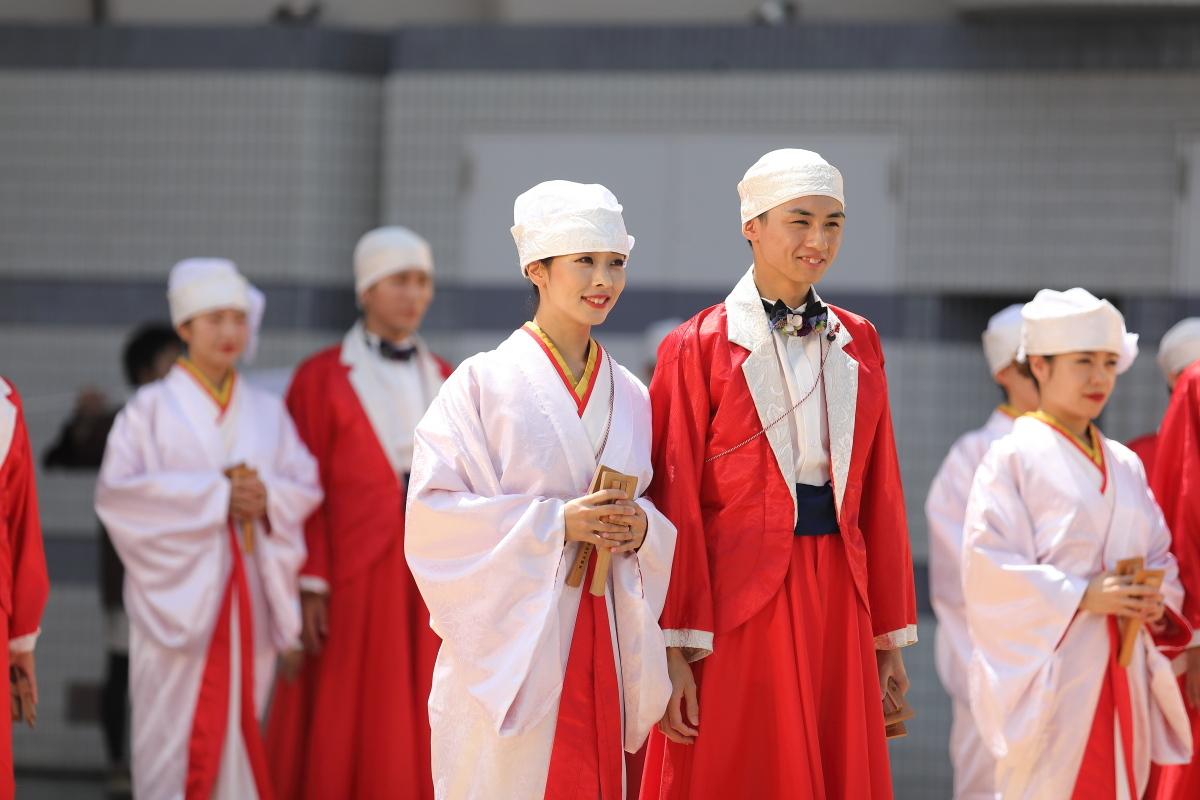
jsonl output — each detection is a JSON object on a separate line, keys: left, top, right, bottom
{"left": 926, "top": 302, "right": 1035, "bottom": 800}
{"left": 963, "top": 288, "right": 1193, "bottom": 800}
{"left": 96, "top": 259, "right": 322, "bottom": 800}
{"left": 406, "top": 180, "right": 677, "bottom": 800}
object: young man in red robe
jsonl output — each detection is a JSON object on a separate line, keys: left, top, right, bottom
{"left": 0, "top": 377, "right": 50, "bottom": 800}
{"left": 1128, "top": 318, "right": 1200, "bottom": 483}
{"left": 640, "top": 148, "right": 917, "bottom": 800}
{"left": 1148, "top": 352, "right": 1200, "bottom": 800}
{"left": 265, "top": 227, "right": 452, "bottom": 800}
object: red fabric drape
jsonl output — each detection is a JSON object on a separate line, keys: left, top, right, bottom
{"left": 640, "top": 535, "right": 892, "bottom": 800}
{"left": 185, "top": 524, "right": 273, "bottom": 800}
{"left": 1069, "top": 618, "right": 1137, "bottom": 800}
{"left": 544, "top": 551, "right": 624, "bottom": 800}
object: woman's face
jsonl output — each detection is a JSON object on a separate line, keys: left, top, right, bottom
{"left": 177, "top": 308, "right": 248, "bottom": 374}
{"left": 1030, "top": 351, "right": 1118, "bottom": 422}
{"left": 527, "top": 251, "right": 627, "bottom": 328}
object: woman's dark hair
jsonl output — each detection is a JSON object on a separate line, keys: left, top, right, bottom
{"left": 122, "top": 324, "right": 182, "bottom": 386}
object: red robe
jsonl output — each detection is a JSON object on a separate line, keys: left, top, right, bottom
{"left": 639, "top": 274, "right": 916, "bottom": 800}
{"left": 1149, "top": 363, "right": 1200, "bottom": 800}
{"left": 265, "top": 343, "right": 452, "bottom": 800}
{"left": 1128, "top": 432, "right": 1159, "bottom": 486}
{"left": 0, "top": 379, "right": 50, "bottom": 800}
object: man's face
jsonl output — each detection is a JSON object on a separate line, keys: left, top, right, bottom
{"left": 360, "top": 269, "right": 434, "bottom": 340}
{"left": 742, "top": 196, "right": 845, "bottom": 288}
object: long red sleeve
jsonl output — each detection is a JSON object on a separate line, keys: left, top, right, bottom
{"left": 2, "top": 385, "right": 49, "bottom": 642}
{"left": 1152, "top": 362, "right": 1200, "bottom": 635}
{"left": 648, "top": 326, "right": 715, "bottom": 645}
{"left": 854, "top": 326, "right": 918, "bottom": 646}
{"left": 286, "top": 363, "right": 333, "bottom": 586}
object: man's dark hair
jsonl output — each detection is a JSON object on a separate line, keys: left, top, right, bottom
{"left": 122, "top": 324, "right": 182, "bottom": 386}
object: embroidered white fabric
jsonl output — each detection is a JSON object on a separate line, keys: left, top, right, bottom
{"left": 1017, "top": 287, "right": 1138, "bottom": 375}
{"left": 8, "top": 628, "right": 39, "bottom": 654}
{"left": 1158, "top": 317, "right": 1200, "bottom": 378}
{"left": 510, "top": 180, "right": 634, "bottom": 275}
{"left": 662, "top": 628, "right": 714, "bottom": 663}
{"left": 737, "top": 149, "right": 845, "bottom": 223}
{"left": 873, "top": 624, "right": 918, "bottom": 650}
{"left": 981, "top": 303, "right": 1025, "bottom": 377}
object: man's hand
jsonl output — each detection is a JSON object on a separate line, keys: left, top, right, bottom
{"left": 1186, "top": 646, "right": 1200, "bottom": 710}
{"left": 9, "top": 650, "right": 37, "bottom": 728}
{"left": 229, "top": 472, "right": 268, "bottom": 522}
{"left": 657, "top": 646, "right": 699, "bottom": 744}
{"left": 876, "top": 648, "right": 909, "bottom": 701}
{"left": 1080, "top": 570, "right": 1163, "bottom": 620}
{"left": 300, "top": 591, "right": 329, "bottom": 656}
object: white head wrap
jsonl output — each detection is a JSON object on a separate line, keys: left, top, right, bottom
{"left": 1157, "top": 318, "right": 1200, "bottom": 379}
{"left": 981, "top": 303, "right": 1025, "bottom": 377}
{"left": 1019, "top": 288, "right": 1138, "bottom": 375}
{"left": 353, "top": 226, "right": 433, "bottom": 295}
{"left": 738, "top": 148, "right": 845, "bottom": 224}
{"left": 644, "top": 317, "right": 683, "bottom": 365}
{"left": 167, "top": 258, "right": 265, "bottom": 364}
{"left": 511, "top": 180, "right": 634, "bottom": 276}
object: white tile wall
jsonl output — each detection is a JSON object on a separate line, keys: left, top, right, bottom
{"left": 0, "top": 72, "right": 381, "bottom": 285}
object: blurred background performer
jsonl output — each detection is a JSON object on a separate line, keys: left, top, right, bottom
{"left": 0, "top": 377, "right": 50, "bottom": 800}
{"left": 1128, "top": 318, "right": 1200, "bottom": 482}
{"left": 963, "top": 289, "right": 1191, "bottom": 800}
{"left": 95, "top": 259, "right": 322, "bottom": 800}
{"left": 406, "top": 181, "right": 676, "bottom": 800}
{"left": 926, "top": 302, "right": 1034, "bottom": 800}
{"left": 42, "top": 323, "right": 181, "bottom": 796}
{"left": 642, "top": 149, "right": 917, "bottom": 800}
{"left": 265, "top": 227, "right": 450, "bottom": 800}
{"left": 1146, "top": 320, "right": 1200, "bottom": 800}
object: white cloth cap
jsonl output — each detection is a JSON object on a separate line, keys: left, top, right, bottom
{"left": 981, "top": 303, "right": 1025, "bottom": 377}
{"left": 354, "top": 226, "right": 433, "bottom": 295}
{"left": 644, "top": 317, "right": 683, "bottom": 364}
{"left": 1157, "top": 317, "right": 1200, "bottom": 379}
{"left": 1019, "top": 288, "right": 1138, "bottom": 375}
{"left": 737, "top": 148, "right": 845, "bottom": 224}
{"left": 167, "top": 258, "right": 265, "bottom": 364}
{"left": 511, "top": 180, "right": 634, "bottom": 276}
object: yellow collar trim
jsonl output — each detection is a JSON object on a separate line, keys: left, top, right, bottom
{"left": 524, "top": 322, "right": 598, "bottom": 400}
{"left": 178, "top": 357, "right": 235, "bottom": 409}
{"left": 1026, "top": 410, "right": 1103, "bottom": 468}
{"left": 998, "top": 404, "right": 1021, "bottom": 420}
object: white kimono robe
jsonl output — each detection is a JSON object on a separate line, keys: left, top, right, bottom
{"left": 927, "top": 407, "right": 1015, "bottom": 800}
{"left": 406, "top": 328, "right": 677, "bottom": 800}
{"left": 96, "top": 364, "right": 321, "bottom": 800}
{"left": 963, "top": 415, "right": 1192, "bottom": 800}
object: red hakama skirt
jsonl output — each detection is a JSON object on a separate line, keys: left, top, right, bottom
{"left": 640, "top": 534, "right": 893, "bottom": 800}
{"left": 265, "top": 536, "right": 438, "bottom": 800}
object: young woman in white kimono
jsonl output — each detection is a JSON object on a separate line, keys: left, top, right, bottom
{"left": 95, "top": 259, "right": 322, "bottom": 800}
{"left": 406, "top": 181, "right": 677, "bottom": 800}
{"left": 962, "top": 288, "right": 1193, "bottom": 800}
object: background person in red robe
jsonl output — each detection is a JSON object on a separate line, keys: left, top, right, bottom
{"left": 640, "top": 148, "right": 917, "bottom": 800}
{"left": 265, "top": 227, "right": 451, "bottom": 800}
{"left": 1149, "top": 354, "right": 1200, "bottom": 800}
{"left": 1128, "top": 318, "right": 1200, "bottom": 483}
{"left": 0, "top": 377, "right": 51, "bottom": 800}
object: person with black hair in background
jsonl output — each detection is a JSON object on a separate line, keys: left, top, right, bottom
{"left": 43, "top": 323, "right": 181, "bottom": 797}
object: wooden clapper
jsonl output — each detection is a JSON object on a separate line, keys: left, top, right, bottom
{"left": 1115, "top": 557, "right": 1166, "bottom": 668}
{"left": 224, "top": 463, "right": 258, "bottom": 554}
{"left": 566, "top": 465, "right": 638, "bottom": 597}
{"left": 883, "top": 676, "right": 915, "bottom": 739}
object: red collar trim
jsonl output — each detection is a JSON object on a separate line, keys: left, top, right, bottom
{"left": 1027, "top": 412, "right": 1108, "bottom": 493}
{"left": 176, "top": 360, "right": 236, "bottom": 417}
{"left": 521, "top": 325, "right": 604, "bottom": 417}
